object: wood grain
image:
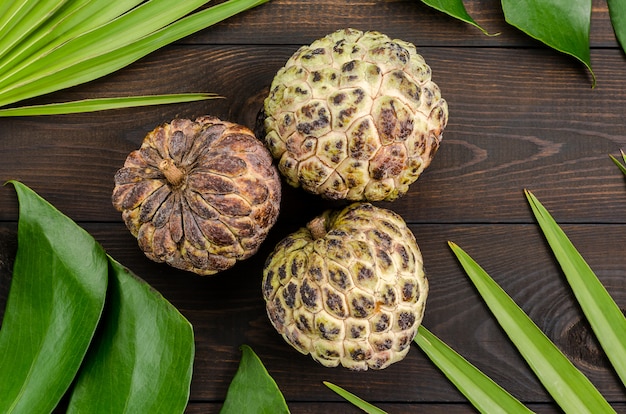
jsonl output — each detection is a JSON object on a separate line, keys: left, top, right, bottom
{"left": 1, "top": 0, "right": 625, "bottom": 412}
{"left": 3, "top": 222, "right": 622, "bottom": 405}
{"left": 1, "top": 46, "right": 625, "bottom": 223}
{"left": 192, "top": 0, "right": 618, "bottom": 48}
{"left": 184, "top": 402, "right": 626, "bottom": 414}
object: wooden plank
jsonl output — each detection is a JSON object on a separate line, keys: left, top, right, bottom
{"left": 100, "top": 221, "right": 626, "bottom": 403}
{"left": 191, "top": 0, "right": 618, "bottom": 49}
{"left": 3, "top": 222, "right": 623, "bottom": 403}
{"left": 1, "top": 46, "right": 625, "bottom": 223}
{"left": 184, "top": 401, "right": 578, "bottom": 413}
{"left": 1, "top": 0, "right": 624, "bottom": 411}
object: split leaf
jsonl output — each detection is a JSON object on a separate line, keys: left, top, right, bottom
{"left": 0, "top": 181, "right": 195, "bottom": 412}
{"left": 501, "top": 0, "right": 595, "bottom": 85}
{"left": 526, "top": 190, "right": 626, "bottom": 387}
{"left": 67, "top": 257, "right": 194, "bottom": 414}
{"left": 221, "top": 345, "right": 290, "bottom": 414}
{"left": 323, "top": 382, "right": 387, "bottom": 414}
{"left": 0, "top": 94, "right": 221, "bottom": 117}
{"left": 414, "top": 326, "right": 532, "bottom": 414}
{"left": 419, "top": 0, "right": 492, "bottom": 35}
{"left": 449, "top": 241, "right": 616, "bottom": 413}
{"left": 0, "top": 181, "right": 108, "bottom": 413}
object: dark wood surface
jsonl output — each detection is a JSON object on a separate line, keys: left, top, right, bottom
{"left": 1, "top": 0, "right": 626, "bottom": 412}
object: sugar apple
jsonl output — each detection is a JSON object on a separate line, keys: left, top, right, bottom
{"left": 262, "top": 203, "right": 428, "bottom": 370}
{"left": 260, "top": 28, "right": 448, "bottom": 201}
{"left": 112, "top": 116, "right": 281, "bottom": 276}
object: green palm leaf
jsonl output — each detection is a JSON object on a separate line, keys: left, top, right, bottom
{"left": 525, "top": 190, "right": 626, "bottom": 386}
{"left": 0, "top": 1, "right": 144, "bottom": 78}
{"left": 323, "top": 381, "right": 387, "bottom": 414}
{"left": 609, "top": 150, "right": 626, "bottom": 176}
{"left": 419, "top": 0, "right": 492, "bottom": 35}
{"left": 0, "top": 0, "right": 214, "bottom": 92}
{"left": 0, "top": 94, "right": 220, "bottom": 117}
{"left": 449, "top": 241, "right": 616, "bottom": 413}
{"left": 0, "top": 0, "right": 268, "bottom": 115}
{"left": 414, "top": 326, "right": 532, "bottom": 414}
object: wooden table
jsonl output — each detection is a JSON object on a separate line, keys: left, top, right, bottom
{"left": 1, "top": 0, "right": 626, "bottom": 412}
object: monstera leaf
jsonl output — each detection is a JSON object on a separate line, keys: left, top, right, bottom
{"left": 0, "top": 181, "right": 194, "bottom": 413}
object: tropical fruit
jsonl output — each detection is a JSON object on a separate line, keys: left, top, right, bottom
{"left": 260, "top": 28, "right": 448, "bottom": 201}
{"left": 262, "top": 203, "right": 428, "bottom": 370}
{"left": 112, "top": 116, "right": 281, "bottom": 275}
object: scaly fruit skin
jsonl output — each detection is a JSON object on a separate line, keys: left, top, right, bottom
{"left": 262, "top": 28, "right": 448, "bottom": 201}
{"left": 112, "top": 116, "right": 281, "bottom": 276}
{"left": 262, "top": 203, "right": 427, "bottom": 370}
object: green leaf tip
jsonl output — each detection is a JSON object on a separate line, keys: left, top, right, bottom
{"left": 414, "top": 326, "right": 533, "bottom": 413}
{"left": 420, "top": 0, "right": 497, "bottom": 36}
{"left": 323, "top": 382, "right": 388, "bottom": 414}
{"left": 449, "top": 240, "right": 616, "bottom": 413}
{"left": 525, "top": 190, "right": 626, "bottom": 388}
{"left": 221, "top": 344, "right": 290, "bottom": 414}
{"left": 501, "top": 0, "right": 596, "bottom": 87}
{"left": 609, "top": 150, "right": 626, "bottom": 176}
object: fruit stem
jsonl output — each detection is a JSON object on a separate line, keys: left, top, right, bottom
{"left": 159, "top": 159, "right": 185, "bottom": 187}
{"left": 306, "top": 216, "right": 327, "bottom": 240}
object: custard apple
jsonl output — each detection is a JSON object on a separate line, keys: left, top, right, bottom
{"left": 112, "top": 116, "right": 281, "bottom": 275}
{"left": 260, "top": 28, "right": 448, "bottom": 201}
{"left": 262, "top": 203, "right": 428, "bottom": 370}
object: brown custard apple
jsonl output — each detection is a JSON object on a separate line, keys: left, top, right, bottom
{"left": 261, "top": 28, "right": 448, "bottom": 201}
{"left": 262, "top": 203, "right": 427, "bottom": 370}
{"left": 112, "top": 116, "right": 281, "bottom": 276}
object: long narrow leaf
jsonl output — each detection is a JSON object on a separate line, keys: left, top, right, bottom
{"left": 414, "top": 326, "right": 533, "bottom": 414}
{"left": 0, "top": 0, "right": 145, "bottom": 78}
{"left": 0, "top": 0, "right": 212, "bottom": 92}
{"left": 323, "top": 382, "right": 387, "bottom": 414}
{"left": 0, "top": 181, "right": 108, "bottom": 413}
{"left": 609, "top": 150, "right": 626, "bottom": 176}
{"left": 0, "top": 0, "right": 66, "bottom": 62}
{"left": 0, "top": 0, "right": 268, "bottom": 108}
{"left": 67, "top": 257, "right": 194, "bottom": 414}
{"left": 0, "top": 93, "right": 221, "bottom": 117}
{"left": 0, "top": 1, "right": 16, "bottom": 32}
{"left": 0, "top": 2, "right": 34, "bottom": 46}
{"left": 526, "top": 190, "right": 626, "bottom": 386}
{"left": 449, "top": 242, "right": 616, "bottom": 414}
